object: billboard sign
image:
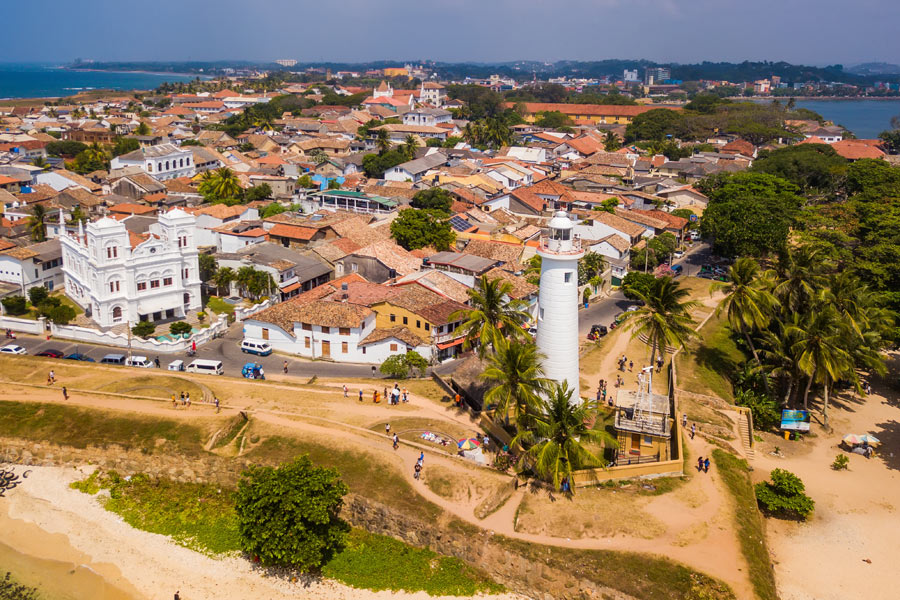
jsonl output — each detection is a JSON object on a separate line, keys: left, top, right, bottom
{"left": 780, "top": 409, "right": 811, "bottom": 432}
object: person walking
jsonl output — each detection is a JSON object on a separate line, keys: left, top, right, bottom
{"left": 62, "top": 386, "right": 68, "bottom": 400}
{"left": 703, "top": 457, "right": 710, "bottom": 473}
{"left": 454, "top": 392, "right": 462, "bottom": 407}
{"left": 392, "top": 433, "right": 399, "bottom": 450}
{"left": 215, "top": 397, "right": 220, "bottom": 413}
{"left": 358, "top": 389, "right": 364, "bottom": 402}
{"left": 657, "top": 356, "right": 663, "bottom": 372}
{"left": 283, "top": 360, "right": 288, "bottom": 374}
{"left": 180, "top": 392, "right": 185, "bottom": 406}
{"left": 172, "top": 394, "right": 177, "bottom": 409}
{"left": 343, "top": 384, "right": 348, "bottom": 398}
{"left": 374, "top": 390, "right": 380, "bottom": 404}
{"left": 385, "top": 422, "right": 391, "bottom": 436}
{"left": 682, "top": 413, "right": 687, "bottom": 428}
{"left": 155, "top": 356, "right": 161, "bottom": 368}
{"left": 186, "top": 393, "right": 191, "bottom": 408}
{"left": 383, "top": 387, "right": 388, "bottom": 404}
{"left": 414, "top": 461, "right": 422, "bottom": 480}
{"left": 174, "top": 592, "right": 180, "bottom": 600}
{"left": 628, "top": 360, "right": 633, "bottom": 372}
{"left": 691, "top": 423, "right": 696, "bottom": 440}
{"left": 418, "top": 451, "right": 424, "bottom": 465}
{"left": 402, "top": 387, "right": 408, "bottom": 403}
{"left": 697, "top": 456, "right": 704, "bottom": 472}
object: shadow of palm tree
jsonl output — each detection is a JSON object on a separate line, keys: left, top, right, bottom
{"left": 872, "top": 419, "right": 900, "bottom": 472}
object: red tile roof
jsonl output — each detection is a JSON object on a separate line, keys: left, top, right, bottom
{"left": 268, "top": 223, "right": 318, "bottom": 241}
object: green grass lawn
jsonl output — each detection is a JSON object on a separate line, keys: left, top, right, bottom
{"left": 712, "top": 450, "right": 778, "bottom": 600}
{"left": 676, "top": 313, "right": 747, "bottom": 402}
{"left": 0, "top": 400, "right": 207, "bottom": 455}
{"left": 71, "top": 471, "right": 502, "bottom": 596}
{"left": 205, "top": 296, "right": 235, "bottom": 315}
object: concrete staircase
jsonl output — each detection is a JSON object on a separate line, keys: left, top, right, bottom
{"left": 737, "top": 411, "right": 755, "bottom": 460}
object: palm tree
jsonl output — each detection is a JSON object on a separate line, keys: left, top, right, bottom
{"left": 403, "top": 134, "right": 418, "bottom": 160}
{"left": 200, "top": 167, "right": 242, "bottom": 201}
{"left": 451, "top": 275, "right": 531, "bottom": 358}
{"left": 482, "top": 340, "right": 548, "bottom": 430}
{"left": 770, "top": 245, "right": 826, "bottom": 314}
{"left": 84, "top": 142, "right": 108, "bottom": 165}
{"left": 759, "top": 322, "right": 802, "bottom": 407}
{"left": 213, "top": 267, "right": 235, "bottom": 296}
{"left": 786, "top": 305, "right": 851, "bottom": 426}
{"left": 235, "top": 266, "right": 257, "bottom": 298}
{"left": 623, "top": 276, "right": 698, "bottom": 369}
{"left": 603, "top": 131, "right": 621, "bottom": 152}
{"left": 511, "top": 382, "right": 616, "bottom": 493}
{"left": 31, "top": 157, "right": 50, "bottom": 171}
{"left": 29, "top": 204, "right": 47, "bottom": 242}
{"left": 711, "top": 257, "right": 775, "bottom": 368}
{"left": 375, "top": 129, "right": 391, "bottom": 154}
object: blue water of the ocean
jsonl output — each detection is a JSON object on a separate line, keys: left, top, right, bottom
{"left": 0, "top": 62, "right": 199, "bottom": 99}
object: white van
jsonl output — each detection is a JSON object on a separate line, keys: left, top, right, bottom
{"left": 241, "top": 339, "right": 273, "bottom": 356}
{"left": 187, "top": 359, "right": 224, "bottom": 375}
{"left": 126, "top": 355, "right": 155, "bottom": 368}
{"left": 167, "top": 360, "right": 185, "bottom": 371}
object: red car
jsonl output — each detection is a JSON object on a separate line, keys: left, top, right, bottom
{"left": 36, "top": 349, "right": 64, "bottom": 358}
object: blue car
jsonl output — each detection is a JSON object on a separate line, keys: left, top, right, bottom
{"left": 64, "top": 353, "right": 95, "bottom": 362}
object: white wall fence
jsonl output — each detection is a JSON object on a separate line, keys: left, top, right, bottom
{"left": 0, "top": 316, "right": 46, "bottom": 336}
{"left": 44, "top": 315, "right": 229, "bottom": 354}
{"left": 234, "top": 298, "right": 276, "bottom": 322}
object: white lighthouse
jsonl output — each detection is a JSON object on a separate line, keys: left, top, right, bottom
{"left": 535, "top": 210, "right": 584, "bottom": 402}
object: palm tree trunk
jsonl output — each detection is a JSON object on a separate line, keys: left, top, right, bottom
{"left": 802, "top": 369, "right": 815, "bottom": 409}
{"left": 742, "top": 328, "right": 771, "bottom": 396}
{"left": 783, "top": 378, "right": 793, "bottom": 408}
{"left": 823, "top": 376, "right": 830, "bottom": 429}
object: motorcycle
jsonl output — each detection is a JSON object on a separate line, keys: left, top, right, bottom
{"left": 5, "top": 330, "right": 16, "bottom": 339}
{"left": 185, "top": 349, "right": 196, "bottom": 358}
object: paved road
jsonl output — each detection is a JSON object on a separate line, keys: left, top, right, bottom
{"left": 4, "top": 242, "right": 713, "bottom": 380}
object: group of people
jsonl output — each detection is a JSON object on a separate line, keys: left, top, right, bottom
{"left": 357, "top": 384, "right": 410, "bottom": 405}
{"left": 595, "top": 379, "right": 611, "bottom": 406}
{"left": 618, "top": 355, "right": 633, "bottom": 372}
{"left": 414, "top": 451, "right": 424, "bottom": 480}
{"left": 697, "top": 456, "right": 711, "bottom": 473}
{"left": 172, "top": 392, "right": 192, "bottom": 408}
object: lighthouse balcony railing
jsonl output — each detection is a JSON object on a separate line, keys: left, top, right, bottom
{"left": 538, "top": 235, "right": 582, "bottom": 255}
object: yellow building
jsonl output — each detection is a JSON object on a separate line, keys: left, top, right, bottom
{"left": 383, "top": 67, "right": 409, "bottom": 78}
{"left": 505, "top": 102, "right": 680, "bottom": 126}
{"left": 613, "top": 381, "right": 673, "bottom": 464}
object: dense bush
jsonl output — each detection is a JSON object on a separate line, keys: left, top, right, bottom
{"left": 734, "top": 388, "right": 780, "bottom": 431}
{"left": 755, "top": 468, "right": 814, "bottom": 520}
{"left": 1, "top": 296, "right": 28, "bottom": 315}
{"left": 169, "top": 321, "right": 193, "bottom": 336}
{"left": 132, "top": 321, "right": 156, "bottom": 338}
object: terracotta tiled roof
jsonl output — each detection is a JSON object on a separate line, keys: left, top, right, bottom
{"left": 359, "top": 326, "right": 424, "bottom": 346}
{"left": 463, "top": 239, "right": 524, "bottom": 265}
{"left": 190, "top": 204, "right": 246, "bottom": 220}
{"left": 591, "top": 211, "right": 645, "bottom": 238}
{"left": 109, "top": 203, "right": 156, "bottom": 216}
{"left": 1, "top": 246, "right": 38, "bottom": 260}
{"left": 482, "top": 267, "right": 537, "bottom": 300}
{"left": 830, "top": 140, "right": 886, "bottom": 160}
{"left": 631, "top": 209, "right": 688, "bottom": 230}
{"left": 251, "top": 297, "right": 372, "bottom": 331}
{"left": 505, "top": 103, "right": 679, "bottom": 117}
{"left": 268, "top": 223, "right": 318, "bottom": 241}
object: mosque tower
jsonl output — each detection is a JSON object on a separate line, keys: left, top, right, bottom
{"left": 535, "top": 210, "right": 584, "bottom": 402}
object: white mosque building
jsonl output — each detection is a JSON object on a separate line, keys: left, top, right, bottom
{"left": 535, "top": 211, "right": 584, "bottom": 401}
{"left": 59, "top": 209, "right": 202, "bottom": 328}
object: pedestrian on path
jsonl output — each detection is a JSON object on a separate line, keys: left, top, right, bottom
{"left": 215, "top": 397, "right": 220, "bottom": 413}
{"left": 283, "top": 360, "right": 288, "bottom": 374}
{"left": 392, "top": 433, "right": 399, "bottom": 450}
{"left": 186, "top": 393, "right": 191, "bottom": 408}
{"left": 343, "top": 384, "right": 348, "bottom": 397}
{"left": 62, "top": 386, "right": 68, "bottom": 400}
{"left": 703, "top": 457, "right": 710, "bottom": 473}
{"left": 414, "top": 461, "right": 422, "bottom": 480}
{"left": 418, "top": 451, "right": 424, "bottom": 464}
{"left": 657, "top": 356, "right": 663, "bottom": 372}
{"left": 455, "top": 393, "right": 462, "bottom": 407}
{"left": 180, "top": 392, "right": 185, "bottom": 406}
{"left": 374, "top": 390, "right": 380, "bottom": 403}
{"left": 402, "top": 388, "right": 408, "bottom": 403}
{"left": 385, "top": 422, "right": 391, "bottom": 436}
{"left": 172, "top": 394, "right": 177, "bottom": 409}
{"left": 628, "top": 360, "right": 633, "bottom": 372}
{"left": 155, "top": 356, "right": 161, "bottom": 368}
{"left": 358, "top": 389, "right": 364, "bottom": 402}
{"left": 697, "top": 456, "right": 704, "bottom": 472}
{"left": 691, "top": 423, "right": 696, "bottom": 439}
{"left": 682, "top": 413, "right": 687, "bottom": 428}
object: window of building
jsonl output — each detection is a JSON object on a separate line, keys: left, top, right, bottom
{"left": 361, "top": 346, "right": 366, "bottom": 354}
{"left": 402, "top": 316, "right": 408, "bottom": 325}
{"left": 642, "top": 435, "right": 653, "bottom": 447}
{"left": 424, "top": 323, "right": 430, "bottom": 331}
{"left": 341, "top": 342, "right": 348, "bottom": 353}
{"left": 390, "top": 343, "right": 398, "bottom": 351}
{"left": 112, "top": 306, "right": 122, "bottom": 321}
{"left": 182, "top": 268, "right": 189, "bottom": 279}
{"left": 147, "top": 163, "right": 153, "bottom": 172}
{"left": 109, "top": 281, "right": 120, "bottom": 293}
{"left": 389, "top": 314, "right": 396, "bottom": 322}
{"left": 339, "top": 327, "right": 350, "bottom": 335}
{"left": 106, "top": 246, "right": 117, "bottom": 259}
{"left": 150, "top": 280, "right": 160, "bottom": 289}
{"left": 137, "top": 282, "right": 147, "bottom": 291}
{"left": 302, "top": 323, "right": 312, "bottom": 331}
{"left": 321, "top": 326, "right": 331, "bottom": 334}
{"left": 163, "top": 277, "right": 172, "bottom": 286}
{"left": 304, "top": 337, "right": 310, "bottom": 348}
{"left": 564, "top": 272, "right": 572, "bottom": 283}
{"left": 539, "top": 308, "right": 544, "bottom": 320}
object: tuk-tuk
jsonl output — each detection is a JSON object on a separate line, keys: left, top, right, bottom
{"left": 587, "top": 324, "right": 608, "bottom": 341}
{"left": 168, "top": 360, "right": 185, "bottom": 371}
{"left": 242, "top": 362, "right": 265, "bottom": 380}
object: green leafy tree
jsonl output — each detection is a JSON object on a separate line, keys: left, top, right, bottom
{"left": 482, "top": 339, "right": 548, "bottom": 430}
{"left": 213, "top": 266, "right": 235, "bottom": 296}
{"left": 375, "top": 128, "right": 392, "bottom": 154}
{"left": 623, "top": 276, "right": 698, "bottom": 367}
{"left": 0, "top": 572, "right": 40, "bottom": 600}
{"left": 112, "top": 137, "right": 141, "bottom": 157}
{"left": 621, "top": 271, "right": 656, "bottom": 301}
{"left": 235, "top": 456, "right": 350, "bottom": 570}
{"left": 389, "top": 208, "right": 455, "bottom": 251}
{"left": 132, "top": 321, "right": 156, "bottom": 338}
{"left": 46, "top": 140, "right": 87, "bottom": 157}
{"left": 755, "top": 469, "right": 815, "bottom": 520}
{"left": 511, "top": 382, "right": 616, "bottom": 493}
{"left": 711, "top": 257, "right": 775, "bottom": 370}
{"left": 198, "top": 254, "right": 218, "bottom": 282}
{"left": 260, "top": 202, "right": 286, "bottom": 219}
{"left": 27, "top": 286, "right": 49, "bottom": 306}
{"left": 734, "top": 388, "right": 780, "bottom": 431}
{"left": 534, "top": 111, "right": 573, "bottom": 129}
{"left": 326, "top": 179, "right": 341, "bottom": 190}
{"left": 297, "top": 174, "right": 314, "bottom": 188}
{"left": 169, "top": 321, "right": 193, "bottom": 336}
{"left": 630, "top": 247, "right": 659, "bottom": 271}
{"left": 135, "top": 121, "right": 151, "bottom": 136}
{"left": 380, "top": 352, "right": 429, "bottom": 378}
{"left": 361, "top": 149, "right": 407, "bottom": 178}
{"left": 1, "top": 296, "right": 27, "bottom": 315}
{"left": 410, "top": 188, "right": 453, "bottom": 213}
{"left": 451, "top": 275, "right": 531, "bottom": 357}
{"left": 30, "top": 156, "right": 50, "bottom": 171}
{"left": 245, "top": 183, "right": 273, "bottom": 202}
{"left": 750, "top": 143, "right": 847, "bottom": 196}
{"left": 603, "top": 131, "right": 621, "bottom": 151}
{"left": 199, "top": 167, "right": 242, "bottom": 202}
{"left": 67, "top": 205, "right": 88, "bottom": 226}
{"left": 625, "top": 108, "right": 687, "bottom": 142}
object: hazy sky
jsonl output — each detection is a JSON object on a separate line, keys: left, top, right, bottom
{"left": 3, "top": 0, "right": 899, "bottom": 65}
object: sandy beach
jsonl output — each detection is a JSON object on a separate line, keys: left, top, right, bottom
{"left": 1, "top": 465, "right": 523, "bottom": 600}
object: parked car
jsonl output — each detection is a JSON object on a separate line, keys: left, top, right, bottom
{"left": 36, "top": 349, "right": 64, "bottom": 358}
{"left": 126, "top": 355, "right": 155, "bottom": 368}
{"left": 673, "top": 250, "right": 684, "bottom": 259}
{"left": 0, "top": 344, "right": 27, "bottom": 355}
{"left": 99, "top": 353, "right": 127, "bottom": 365}
{"left": 167, "top": 360, "right": 185, "bottom": 371}
{"left": 64, "top": 353, "right": 95, "bottom": 362}
{"left": 240, "top": 340, "right": 273, "bottom": 356}
{"left": 671, "top": 264, "right": 683, "bottom": 276}
{"left": 625, "top": 305, "right": 640, "bottom": 313}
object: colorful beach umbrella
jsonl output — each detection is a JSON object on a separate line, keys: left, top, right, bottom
{"left": 458, "top": 438, "right": 481, "bottom": 451}
{"left": 842, "top": 434, "right": 864, "bottom": 445}
{"left": 859, "top": 434, "right": 881, "bottom": 445}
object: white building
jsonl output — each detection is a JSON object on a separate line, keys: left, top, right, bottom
{"left": 59, "top": 209, "right": 202, "bottom": 328}
{"left": 109, "top": 143, "right": 195, "bottom": 181}
{"left": 402, "top": 108, "right": 452, "bottom": 127}
{"left": 0, "top": 239, "right": 64, "bottom": 293}
{"left": 420, "top": 82, "right": 447, "bottom": 106}
{"left": 535, "top": 211, "right": 584, "bottom": 401}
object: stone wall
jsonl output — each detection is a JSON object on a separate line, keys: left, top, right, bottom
{"left": 0, "top": 437, "right": 637, "bottom": 600}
